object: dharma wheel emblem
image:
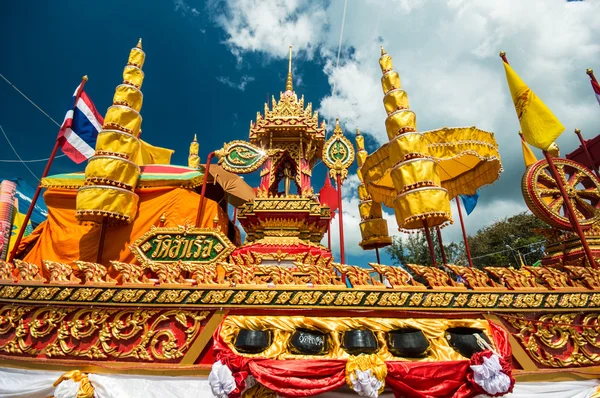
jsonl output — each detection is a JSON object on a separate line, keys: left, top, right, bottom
{"left": 322, "top": 119, "right": 355, "bottom": 180}
{"left": 131, "top": 224, "right": 235, "bottom": 264}
{"left": 215, "top": 140, "right": 277, "bottom": 174}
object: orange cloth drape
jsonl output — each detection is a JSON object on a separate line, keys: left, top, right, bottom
{"left": 19, "top": 187, "right": 227, "bottom": 271}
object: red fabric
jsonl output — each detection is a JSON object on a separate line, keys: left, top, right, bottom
{"left": 249, "top": 360, "right": 346, "bottom": 397}
{"left": 319, "top": 171, "right": 338, "bottom": 213}
{"left": 386, "top": 360, "right": 472, "bottom": 398}
{"left": 212, "top": 320, "right": 514, "bottom": 398}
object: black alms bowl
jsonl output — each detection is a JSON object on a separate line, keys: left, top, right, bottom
{"left": 445, "top": 327, "right": 491, "bottom": 358}
{"left": 290, "top": 328, "right": 328, "bottom": 355}
{"left": 342, "top": 329, "right": 379, "bottom": 355}
{"left": 387, "top": 328, "right": 430, "bottom": 358}
{"left": 234, "top": 329, "right": 272, "bottom": 354}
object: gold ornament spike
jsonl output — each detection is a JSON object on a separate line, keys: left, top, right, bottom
{"left": 136, "top": 38, "right": 143, "bottom": 49}
{"left": 587, "top": 68, "right": 594, "bottom": 76}
{"left": 188, "top": 134, "right": 200, "bottom": 168}
{"left": 381, "top": 46, "right": 387, "bottom": 56}
{"left": 286, "top": 45, "right": 293, "bottom": 92}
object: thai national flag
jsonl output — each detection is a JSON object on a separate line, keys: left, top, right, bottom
{"left": 591, "top": 79, "right": 600, "bottom": 106}
{"left": 57, "top": 83, "right": 103, "bottom": 164}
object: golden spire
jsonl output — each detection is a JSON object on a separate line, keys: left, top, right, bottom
{"left": 286, "top": 45, "right": 293, "bottom": 92}
{"left": 136, "top": 38, "right": 142, "bottom": 49}
{"left": 381, "top": 46, "right": 387, "bottom": 56}
{"left": 188, "top": 134, "right": 200, "bottom": 169}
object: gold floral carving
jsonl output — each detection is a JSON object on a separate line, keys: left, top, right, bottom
{"left": 0, "top": 260, "right": 15, "bottom": 282}
{"left": 525, "top": 266, "right": 583, "bottom": 290}
{"left": 407, "top": 264, "right": 465, "bottom": 289}
{"left": 484, "top": 267, "right": 545, "bottom": 290}
{"left": 75, "top": 261, "right": 117, "bottom": 285}
{"left": 294, "top": 255, "right": 343, "bottom": 286}
{"left": 564, "top": 266, "right": 600, "bottom": 289}
{"left": 502, "top": 313, "right": 600, "bottom": 367}
{"left": 148, "top": 261, "right": 187, "bottom": 285}
{"left": 110, "top": 261, "right": 149, "bottom": 285}
{"left": 14, "top": 259, "right": 46, "bottom": 283}
{"left": 221, "top": 263, "right": 266, "bottom": 286}
{"left": 0, "top": 305, "right": 208, "bottom": 361}
{"left": 43, "top": 260, "right": 81, "bottom": 284}
{"left": 334, "top": 263, "right": 383, "bottom": 288}
{"left": 446, "top": 264, "right": 502, "bottom": 289}
{"left": 369, "top": 263, "right": 425, "bottom": 289}
{"left": 180, "top": 262, "right": 224, "bottom": 285}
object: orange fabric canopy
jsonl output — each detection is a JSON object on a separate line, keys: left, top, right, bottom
{"left": 18, "top": 186, "right": 227, "bottom": 274}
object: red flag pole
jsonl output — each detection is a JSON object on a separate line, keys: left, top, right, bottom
{"left": 574, "top": 128, "right": 599, "bottom": 178}
{"left": 336, "top": 174, "right": 345, "bottom": 264}
{"left": 587, "top": 68, "right": 599, "bottom": 84}
{"left": 456, "top": 197, "right": 474, "bottom": 268}
{"left": 436, "top": 227, "right": 448, "bottom": 265}
{"left": 422, "top": 220, "right": 437, "bottom": 266}
{"left": 543, "top": 150, "right": 597, "bottom": 268}
{"left": 8, "top": 76, "right": 88, "bottom": 263}
{"left": 196, "top": 152, "right": 215, "bottom": 227}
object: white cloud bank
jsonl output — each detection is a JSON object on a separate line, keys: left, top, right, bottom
{"left": 211, "top": 0, "right": 600, "bottom": 253}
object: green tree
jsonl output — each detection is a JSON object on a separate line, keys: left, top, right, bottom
{"left": 387, "top": 229, "right": 466, "bottom": 266}
{"left": 386, "top": 211, "right": 546, "bottom": 268}
{"left": 468, "top": 211, "right": 546, "bottom": 268}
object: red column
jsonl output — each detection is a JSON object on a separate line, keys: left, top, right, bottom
{"left": 456, "top": 197, "right": 474, "bottom": 268}
{"left": 422, "top": 220, "right": 437, "bottom": 266}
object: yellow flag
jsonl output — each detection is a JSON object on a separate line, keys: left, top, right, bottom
{"left": 521, "top": 139, "right": 538, "bottom": 167}
{"left": 503, "top": 62, "right": 564, "bottom": 150}
{"left": 133, "top": 139, "right": 174, "bottom": 165}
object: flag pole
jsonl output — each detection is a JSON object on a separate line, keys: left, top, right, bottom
{"left": 436, "top": 226, "right": 448, "bottom": 265}
{"left": 422, "top": 220, "right": 437, "bottom": 266}
{"left": 196, "top": 151, "right": 215, "bottom": 227}
{"left": 336, "top": 174, "right": 346, "bottom": 264}
{"left": 587, "top": 68, "right": 599, "bottom": 84}
{"left": 574, "top": 128, "right": 599, "bottom": 178}
{"left": 455, "top": 197, "right": 474, "bottom": 268}
{"left": 542, "top": 150, "right": 597, "bottom": 268}
{"left": 8, "top": 75, "right": 88, "bottom": 263}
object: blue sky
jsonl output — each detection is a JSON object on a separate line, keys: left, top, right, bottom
{"left": 2, "top": 0, "right": 600, "bottom": 266}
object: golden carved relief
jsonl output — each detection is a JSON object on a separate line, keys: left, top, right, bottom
{"left": 484, "top": 267, "right": 545, "bottom": 290}
{"left": 0, "top": 305, "right": 208, "bottom": 361}
{"left": 0, "top": 260, "right": 15, "bottom": 282}
{"left": 369, "top": 263, "right": 425, "bottom": 289}
{"left": 43, "top": 260, "right": 81, "bottom": 284}
{"left": 75, "top": 261, "right": 117, "bottom": 285}
{"left": 525, "top": 266, "right": 583, "bottom": 290}
{"left": 407, "top": 264, "right": 465, "bottom": 289}
{"left": 334, "top": 263, "right": 383, "bottom": 288}
{"left": 564, "top": 266, "right": 600, "bottom": 289}
{"left": 14, "top": 259, "right": 46, "bottom": 283}
{"left": 446, "top": 264, "right": 502, "bottom": 289}
{"left": 110, "top": 261, "right": 149, "bottom": 285}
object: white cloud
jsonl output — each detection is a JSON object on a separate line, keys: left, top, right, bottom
{"left": 174, "top": 0, "right": 200, "bottom": 17}
{"left": 214, "top": 0, "right": 328, "bottom": 60}
{"left": 216, "top": 75, "right": 255, "bottom": 91}
{"left": 213, "top": 0, "right": 600, "bottom": 248}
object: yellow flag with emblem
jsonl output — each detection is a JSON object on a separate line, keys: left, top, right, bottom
{"left": 503, "top": 62, "right": 564, "bottom": 150}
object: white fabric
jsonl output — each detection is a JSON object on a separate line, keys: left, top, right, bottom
{"left": 474, "top": 380, "right": 600, "bottom": 398}
{"left": 470, "top": 354, "right": 512, "bottom": 395}
{"left": 0, "top": 366, "right": 597, "bottom": 398}
{"left": 349, "top": 369, "right": 382, "bottom": 398}
{"left": 53, "top": 379, "right": 79, "bottom": 398}
{"left": 208, "top": 360, "right": 236, "bottom": 398}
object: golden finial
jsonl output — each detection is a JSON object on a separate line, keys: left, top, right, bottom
{"left": 213, "top": 214, "right": 220, "bottom": 230}
{"left": 82, "top": 75, "right": 89, "bottom": 82}
{"left": 499, "top": 51, "right": 506, "bottom": 57}
{"left": 587, "top": 68, "right": 594, "bottom": 76}
{"left": 193, "top": 133, "right": 197, "bottom": 142}
{"left": 159, "top": 212, "right": 167, "bottom": 226}
{"left": 136, "top": 38, "right": 143, "bottom": 49}
{"left": 381, "top": 46, "right": 387, "bottom": 56}
{"left": 286, "top": 45, "right": 293, "bottom": 92}
{"left": 188, "top": 134, "right": 200, "bottom": 168}
{"left": 575, "top": 128, "right": 581, "bottom": 134}
{"left": 356, "top": 127, "right": 361, "bottom": 136}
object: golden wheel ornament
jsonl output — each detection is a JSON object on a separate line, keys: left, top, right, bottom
{"left": 522, "top": 158, "right": 600, "bottom": 231}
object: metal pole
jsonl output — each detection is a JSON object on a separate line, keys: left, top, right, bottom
{"left": 505, "top": 244, "right": 520, "bottom": 268}
{"left": 455, "top": 197, "right": 474, "bottom": 268}
{"left": 336, "top": 174, "right": 345, "bottom": 264}
{"left": 543, "top": 150, "right": 597, "bottom": 268}
{"left": 422, "top": 220, "right": 437, "bottom": 266}
{"left": 436, "top": 227, "right": 448, "bottom": 265}
{"left": 375, "top": 247, "right": 381, "bottom": 264}
{"left": 196, "top": 152, "right": 215, "bottom": 227}
{"left": 574, "top": 129, "right": 599, "bottom": 178}
{"left": 9, "top": 76, "right": 89, "bottom": 262}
